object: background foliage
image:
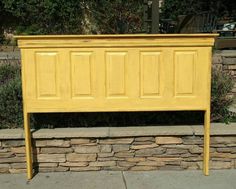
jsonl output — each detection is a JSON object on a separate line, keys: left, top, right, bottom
{"left": 211, "top": 68, "right": 235, "bottom": 123}
{"left": 161, "top": 0, "right": 236, "bottom": 20}
{"left": 1, "top": 0, "right": 236, "bottom": 38}
{"left": 1, "top": 0, "right": 143, "bottom": 36}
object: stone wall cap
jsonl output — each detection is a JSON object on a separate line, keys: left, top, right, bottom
{"left": 0, "top": 129, "right": 24, "bottom": 139}
{"left": 193, "top": 123, "right": 236, "bottom": 135}
{"left": 0, "top": 123, "right": 236, "bottom": 139}
{"left": 109, "top": 126, "right": 193, "bottom": 137}
{"left": 32, "top": 127, "right": 109, "bottom": 139}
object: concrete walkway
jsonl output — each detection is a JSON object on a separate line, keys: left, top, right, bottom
{"left": 0, "top": 170, "right": 236, "bottom": 189}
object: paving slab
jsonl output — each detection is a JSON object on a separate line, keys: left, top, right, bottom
{"left": 1, "top": 170, "right": 236, "bottom": 189}
{"left": 124, "top": 170, "right": 236, "bottom": 189}
{"left": 0, "top": 171, "right": 126, "bottom": 189}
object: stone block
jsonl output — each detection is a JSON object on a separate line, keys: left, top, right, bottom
{"left": 210, "top": 152, "right": 236, "bottom": 159}
{"left": 210, "top": 144, "right": 227, "bottom": 148}
{"left": 11, "top": 147, "right": 26, "bottom": 154}
{"left": 0, "top": 168, "right": 9, "bottom": 173}
{"left": 99, "top": 138, "right": 134, "bottom": 144}
{"left": 223, "top": 57, "right": 236, "bottom": 65}
{"left": 72, "top": 139, "right": 97, "bottom": 146}
{"left": 216, "top": 148, "right": 231, "bottom": 153}
{"left": 136, "top": 160, "right": 164, "bottom": 166}
{"left": 162, "top": 144, "right": 193, "bottom": 149}
{"left": 74, "top": 146, "right": 99, "bottom": 154}
{"left": 182, "top": 156, "right": 202, "bottom": 162}
{"left": 0, "top": 152, "right": 14, "bottom": 158}
{"left": 98, "top": 152, "right": 114, "bottom": 158}
{"left": 9, "top": 168, "right": 26, "bottom": 173}
{"left": 112, "top": 145, "right": 130, "bottom": 152}
{"left": 10, "top": 163, "right": 26, "bottom": 169}
{"left": 0, "top": 148, "right": 9, "bottom": 153}
{"left": 40, "top": 147, "right": 73, "bottom": 154}
{"left": 71, "top": 139, "right": 90, "bottom": 145}
{"left": 182, "top": 136, "right": 203, "bottom": 145}
{"left": 117, "top": 161, "right": 136, "bottom": 167}
{"left": 100, "top": 145, "right": 112, "bottom": 153}
{"left": 70, "top": 166, "right": 100, "bottom": 171}
{"left": 38, "top": 163, "right": 58, "bottom": 167}
{"left": 132, "top": 141, "right": 154, "bottom": 145}
{"left": 114, "top": 151, "right": 134, "bottom": 158}
{"left": 166, "top": 149, "right": 188, "bottom": 155}
{"left": 37, "top": 154, "right": 66, "bottom": 163}
{"left": 189, "top": 146, "right": 203, "bottom": 154}
{"left": 59, "top": 162, "right": 88, "bottom": 167}
{"left": 135, "top": 147, "right": 165, "bottom": 156}
{"left": 197, "top": 161, "right": 232, "bottom": 169}
{"left": 66, "top": 153, "right": 97, "bottom": 162}
{"left": 35, "top": 140, "right": 70, "bottom": 147}
{"left": 180, "top": 161, "right": 198, "bottom": 169}
{"left": 131, "top": 143, "right": 158, "bottom": 150}
{"left": 134, "top": 137, "right": 155, "bottom": 142}
{"left": 2, "top": 140, "right": 25, "bottom": 147}
{"left": 211, "top": 137, "right": 236, "bottom": 144}
{"left": 125, "top": 157, "right": 146, "bottom": 162}
{"left": 211, "top": 158, "right": 232, "bottom": 162}
{"left": 230, "top": 147, "right": 236, "bottom": 153}
{"left": 155, "top": 137, "right": 183, "bottom": 144}
{"left": 0, "top": 157, "right": 25, "bottom": 163}
{"left": 97, "top": 157, "right": 124, "bottom": 161}
{"left": 228, "top": 65, "right": 236, "bottom": 69}
{"left": 89, "top": 161, "right": 116, "bottom": 167}
{"left": 147, "top": 157, "right": 182, "bottom": 163}
{"left": 0, "top": 164, "right": 9, "bottom": 173}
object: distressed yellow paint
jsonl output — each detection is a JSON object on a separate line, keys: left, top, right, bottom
{"left": 106, "top": 52, "right": 127, "bottom": 97}
{"left": 174, "top": 51, "right": 196, "bottom": 95}
{"left": 70, "top": 52, "right": 94, "bottom": 98}
{"left": 15, "top": 34, "right": 218, "bottom": 179}
{"left": 35, "top": 52, "right": 59, "bottom": 98}
{"left": 140, "top": 51, "right": 161, "bottom": 97}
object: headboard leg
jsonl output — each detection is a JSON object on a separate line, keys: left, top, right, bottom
{"left": 203, "top": 109, "right": 210, "bottom": 176}
{"left": 24, "top": 112, "right": 33, "bottom": 180}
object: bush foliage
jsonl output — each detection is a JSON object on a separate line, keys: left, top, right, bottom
{"left": 0, "top": 64, "right": 234, "bottom": 129}
{"left": 1, "top": 0, "right": 143, "bottom": 35}
{"left": 0, "top": 63, "right": 23, "bottom": 129}
{"left": 211, "top": 68, "right": 235, "bottom": 123}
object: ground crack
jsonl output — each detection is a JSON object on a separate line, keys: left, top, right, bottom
{"left": 121, "top": 171, "right": 128, "bottom": 189}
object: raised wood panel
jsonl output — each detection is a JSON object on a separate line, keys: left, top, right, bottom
{"left": 35, "top": 52, "right": 59, "bottom": 99}
{"left": 140, "top": 51, "right": 161, "bottom": 98}
{"left": 105, "top": 52, "right": 128, "bottom": 98}
{"left": 70, "top": 52, "right": 94, "bottom": 99}
{"left": 174, "top": 51, "right": 196, "bottom": 96}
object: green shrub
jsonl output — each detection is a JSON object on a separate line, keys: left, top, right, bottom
{"left": 0, "top": 63, "right": 23, "bottom": 129}
{"left": 211, "top": 68, "right": 235, "bottom": 123}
